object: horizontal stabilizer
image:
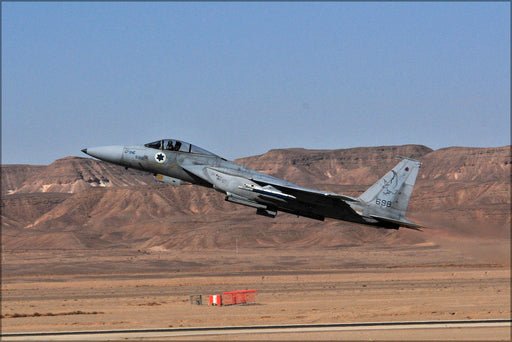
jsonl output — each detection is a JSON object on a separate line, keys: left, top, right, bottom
{"left": 370, "top": 215, "right": 423, "bottom": 231}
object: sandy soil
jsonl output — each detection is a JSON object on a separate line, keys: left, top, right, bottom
{"left": 1, "top": 246, "right": 510, "bottom": 336}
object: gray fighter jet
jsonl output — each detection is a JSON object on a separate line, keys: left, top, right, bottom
{"left": 82, "top": 139, "right": 422, "bottom": 230}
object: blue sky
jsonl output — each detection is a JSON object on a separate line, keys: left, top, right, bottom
{"left": 2, "top": 2, "right": 510, "bottom": 165}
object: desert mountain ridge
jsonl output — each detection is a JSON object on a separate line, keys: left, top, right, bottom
{"left": 1, "top": 144, "right": 510, "bottom": 252}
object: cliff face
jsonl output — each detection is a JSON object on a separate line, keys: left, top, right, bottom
{"left": 237, "top": 145, "right": 432, "bottom": 187}
{"left": 411, "top": 147, "right": 510, "bottom": 237}
{"left": 1, "top": 164, "right": 46, "bottom": 195}
{"left": 1, "top": 145, "right": 510, "bottom": 251}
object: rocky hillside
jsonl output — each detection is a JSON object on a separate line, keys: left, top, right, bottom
{"left": 2, "top": 157, "right": 154, "bottom": 195}
{"left": 1, "top": 145, "right": 510, "bottom": 251}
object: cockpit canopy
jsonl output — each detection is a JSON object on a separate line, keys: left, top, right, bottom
{"left": 144, "top": 139, "right": 218, "bottom": 157}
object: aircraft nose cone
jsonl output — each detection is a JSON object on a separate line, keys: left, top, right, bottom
{"left": 81, "top": 145, "right": 124, "bottom": 164}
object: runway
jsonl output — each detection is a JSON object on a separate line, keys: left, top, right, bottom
{"left": 2, "top": 319, "right": 510, "bottom": 341}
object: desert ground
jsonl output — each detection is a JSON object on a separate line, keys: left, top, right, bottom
{"left": 1, "top": 145, "right": 510, "bottom": 339}
{"left": 1, "top": 241, "right": 510, "bottom": 340}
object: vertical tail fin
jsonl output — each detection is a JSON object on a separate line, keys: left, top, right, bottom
{"left": 358, "top": 157, "right": 421, "bottom": 221}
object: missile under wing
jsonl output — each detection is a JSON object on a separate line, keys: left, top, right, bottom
{"left": 82, "top": 139, "right": 422, "bottom": 230}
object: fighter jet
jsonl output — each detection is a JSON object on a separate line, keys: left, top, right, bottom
{"left": 82, "top": 139, "right": 422, "bottom": 230}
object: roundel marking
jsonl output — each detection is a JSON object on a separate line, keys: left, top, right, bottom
{"left": 155, "top": 152, "right": 166, "bottom": 163}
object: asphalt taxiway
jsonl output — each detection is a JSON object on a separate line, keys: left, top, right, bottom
{"left": 2, "top": 319, "right": 510, "bottom": 341}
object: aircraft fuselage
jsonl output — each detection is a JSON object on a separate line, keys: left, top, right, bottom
{"left": 82, "top": 139, "right": 423, "bottom": 230}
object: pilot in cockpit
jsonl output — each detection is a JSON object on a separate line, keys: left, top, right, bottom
{"left": 166, "top": 140, "right": 174, "bottom": 150}
{"left": 174, "top": 141, "right": 182, "bottom": 151}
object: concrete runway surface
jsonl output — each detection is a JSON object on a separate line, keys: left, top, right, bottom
{"left": 2, "top": 319, "right": 510, "bottom": 341}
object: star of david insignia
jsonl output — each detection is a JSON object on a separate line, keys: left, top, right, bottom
{"left": 155, "top": 152, "right": 166, "bottom": 163}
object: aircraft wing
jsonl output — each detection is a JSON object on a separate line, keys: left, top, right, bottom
{"left": 369, "top": 215, "right": 423, "bottom": 231}
{"left": 180, "top": 162, "right": 358, "bottom": 205}
{"left": 179, "top": 163, "right": 422, "bottom": 229}
{"left": 250, "top": 175, "right": 424, "bottom": 230}
{"left": 249, "top": 174, "right": 360, "bottom": 206}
